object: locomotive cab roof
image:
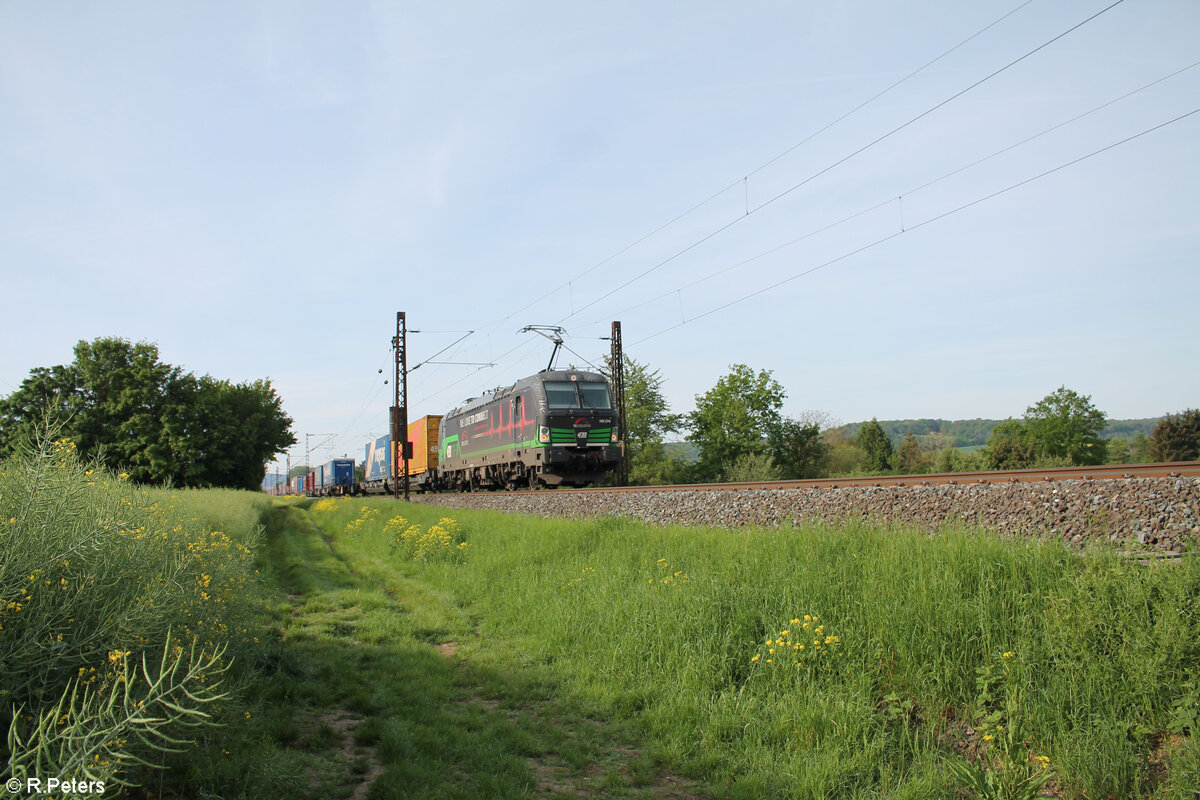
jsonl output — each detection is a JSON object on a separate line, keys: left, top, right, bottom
{"left": 445, "top": 369, "right": 609, "bottom": 418}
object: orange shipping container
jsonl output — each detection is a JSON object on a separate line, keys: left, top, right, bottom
{"left": 405, "top": 415, "right": 442, "bottom": 477}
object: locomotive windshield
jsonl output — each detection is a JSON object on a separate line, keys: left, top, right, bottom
{"left": 578, "top": 383, "right": 611, "bottom": 409}
{"left": 543, "top": 380, "right": 612, "bottom": 410}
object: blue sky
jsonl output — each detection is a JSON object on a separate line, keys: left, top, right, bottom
{"left": 2, "top": 1, "right": 1197, "bottom": 473}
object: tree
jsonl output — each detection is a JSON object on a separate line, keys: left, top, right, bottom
{"left": 985, "top": 418, "right": 1035, "bottom": 469}
{"left": 603, "top": 355, "right": 684, "bottom": 485}
{"left": 1023, "top": 386, "right": 1107, "bottom": 466}
{"left": 0, "top": 364, "right": 79, "bottom": 458}
{"left": 725, "top": 451, "right": 781, "bottom": 482}
{"left": 768, "top": 417, "right": 829, "bottom": 479}
{"left": 1149, "top": 409, "right": 1200, "bottom": 462}
{"left": 174, "top": 376, "right": 295, "bottom": 490}
{"left": 895, "top": 431, "right": 930, "bottom": 474}
{"left": 1129, "top": 431, "right": 1152, "bottom": 463}
{"left": 0, "top": 337, "right": 295, "bottom": 489}
{"left": 1105, "top": 437, "right": 1131, "bottom": 465}
{"left": 0, "top": 339, "right": 183, "bottom": 473}
{"left": 855, "top": 418, "right": 893, "bottom": 474}
{"left": 628, "top": 439, "right": 691, "bottom": 486}
{"left": 687, "top": 364, "right": 785, "bottom": 481}
{"left": 824, "top": 428, "right": 867, "bottom": 476}
{"left": 933, "top": 445, "right": 986, "bottom": 473}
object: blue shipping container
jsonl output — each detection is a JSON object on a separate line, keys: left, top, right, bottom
{"left": 319, "top": 459, "right": 355, "bottom": 489}
{"left": 364, "top": 435, "right": 392, "bottom": 481}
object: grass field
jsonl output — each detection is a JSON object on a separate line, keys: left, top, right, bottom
{"left": 298, "top": 498, "right": 1199, "bottom": 800}
{"left": 4, "top": 439, "right": 1198, "bottom": 798}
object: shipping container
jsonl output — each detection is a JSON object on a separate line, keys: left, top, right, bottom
{"left": 317, "top": 459, "right": 355, "bottom": 494}
{"left": 359, "top": 415, "right": 444, "bottom": 494}
{"left": 406, "top": 415, "right": 442, "bottom": 477}
{"left": 364, "top": 434, "right": 391, "bottom": 482}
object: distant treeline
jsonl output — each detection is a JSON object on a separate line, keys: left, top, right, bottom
{"left": 832, "top": 418, "right": 1162, "bottom": 449}
{"left": 665, "top": 418, "right": 1162, "bottom": 459}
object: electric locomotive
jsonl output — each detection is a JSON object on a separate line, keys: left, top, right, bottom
{"left": 439, "top": 369, "right": 620, "bottom": 490}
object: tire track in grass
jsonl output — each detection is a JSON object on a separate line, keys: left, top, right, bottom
{"left": 430, "top": 637, "right": 707, "bottom": 800}
{"left": 261, "top": 502, "right": 708, "bottom": 799}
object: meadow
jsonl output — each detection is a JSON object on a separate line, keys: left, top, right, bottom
{"left": 309, "top": 498, "right": 1200, "bottom": 799}
{"left": 3, "top": 437, "right": 1198, "bottom": 798}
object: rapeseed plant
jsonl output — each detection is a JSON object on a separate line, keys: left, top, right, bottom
{"left": 948, "top": 650, "right": 1054, "bottom": 800}
{"left": 387, "top": 515, "right": 467, "bottom": 562}
{"left": 345, "top": 506, "right": 380, "bottom": 531}
{"left": 648, "top": 558, "right": 688, "bottom": 587}
{"left": 1, "top": 428, "right": 264, "bottom": 790}
{"left": 565, "top": 567, "right": 597, "bottom": 588}
{"left": 749, "top": 615, "right": 842, "bottom": 678}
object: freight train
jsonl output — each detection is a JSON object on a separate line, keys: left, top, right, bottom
{"left": 267, "top": 458, "right": 355, "bottom": 497}
{"left": 269, "top": 368, "right": 621, "bottom": 496}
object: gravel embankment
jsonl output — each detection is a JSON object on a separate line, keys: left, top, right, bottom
{"left": 413, "top": 477, "right": 1200, "bottom": 552}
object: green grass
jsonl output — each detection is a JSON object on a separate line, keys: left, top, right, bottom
{"left": 228, "top": 496, "right": 682, "bottom": 800}
{"left": 308, "top": 497, "right": 1200, "bottom": 799}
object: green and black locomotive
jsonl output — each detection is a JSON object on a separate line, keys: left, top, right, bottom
{"left": 438, "top": 369, "right": 620, "bottom": 490}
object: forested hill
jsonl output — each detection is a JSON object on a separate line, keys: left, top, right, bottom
{"left": 834, "top": 418, "right": 1162, "bottom": 448}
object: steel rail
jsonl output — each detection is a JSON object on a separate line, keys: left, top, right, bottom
{"left": 555, "top": 461, "right": 1200, "bottom": 495}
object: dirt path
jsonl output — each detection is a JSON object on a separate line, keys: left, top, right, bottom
{"left": 266, "top": 503, "right": 710, "bottom": 799}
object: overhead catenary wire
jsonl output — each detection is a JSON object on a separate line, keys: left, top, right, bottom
{"left": 279, "top": 3, "right": 1194, "bottom": 465}
{"left": 591, "top": 57, "right": 1200, "bottom": 327}
{"left": 428, "top": 0, "right": 1044, "bottom": 365}
{"left": 409, "top": 330, "right": 476, "bottom": 372}
{"left": 323, "top": 345, "right": 395, "bottom": 461}
{"left": 531, "top": 1, "right": 1039, "bottom": 314}
{"left": 742, "top": 0, "right": 1036, "bottom": 182}
{"left": 335, "top": 330, "right": 478, "bottom": 456}
{"left": 560, "top": 0, "right": 1128, "bottom": 324}
{"left": 629, "top": 105, "right": 1200, "bottom": 346}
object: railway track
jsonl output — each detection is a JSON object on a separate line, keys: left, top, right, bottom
{"left": 418, "top": 461, "right": 1200, "bottom": 552}
{"left": 567, "top": 461, "right": 1200, "bottom": 494}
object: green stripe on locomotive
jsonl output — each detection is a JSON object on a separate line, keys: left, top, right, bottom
{"left": 550, "top": 427, "right": 611, "bottom": 444}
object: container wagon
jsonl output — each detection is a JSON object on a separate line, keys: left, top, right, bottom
{"left": 360, "top": 415, "right": 443, "bottom": 495}
{"left": 313, "top": 458, "right": 356, "bottom": 496}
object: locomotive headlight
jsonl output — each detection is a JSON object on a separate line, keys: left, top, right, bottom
{"left": 610, "top": 430, "right": 618, "bottom": 442}
{"left": 539, "top": 426, "right": 550, "bottom": 443}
